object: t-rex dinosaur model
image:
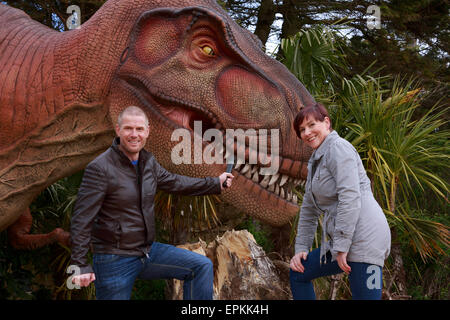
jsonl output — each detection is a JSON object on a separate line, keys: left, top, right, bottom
{"left": 0, "top": 0, "right": 315, "bottom": 249}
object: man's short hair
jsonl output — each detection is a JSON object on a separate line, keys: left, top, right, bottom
{"left": 117, "top": 106, "right": 149, "bottom": 127}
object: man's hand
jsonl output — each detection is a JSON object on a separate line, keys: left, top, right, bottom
{"left": 290, "top": 251, "right": 308, "bottom": 273}
{"left": 336, "top": 251, "right": 351, "bottom": 274}
{"left": 72, "top": 272, "right": 96, "bottom": 287}
{"left": 219, "top": 172, "right": 234, "bottom": 190}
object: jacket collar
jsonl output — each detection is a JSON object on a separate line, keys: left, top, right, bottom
{"left": 111, "top": 137, "right": 151, "bottom": 166}
{"left": 311, "top": 130, "right": 339, "bottom": 161}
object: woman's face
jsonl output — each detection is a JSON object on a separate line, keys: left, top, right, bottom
{"left": 299, "top": 115, "right": 331, "bottom": 149}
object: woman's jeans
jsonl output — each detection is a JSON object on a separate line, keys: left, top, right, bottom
{"left": 92, "top": 242, "right": 213, "bottom": 300}
{"left": 290, "top": 247, "right": 383, "bottom": 300}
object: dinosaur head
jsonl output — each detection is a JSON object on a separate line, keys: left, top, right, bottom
{"left": 0, "top": 0, "right": 315, "bottom": 233}
{"left": 106, "top": 3, "right": 315, "bottom": 226}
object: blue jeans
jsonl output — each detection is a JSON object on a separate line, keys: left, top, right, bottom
{"left": 290, "top": 247, "right": 383, "bottom": 300}
{"left": 92, "top": 242, "right": 213, "bottom": 300}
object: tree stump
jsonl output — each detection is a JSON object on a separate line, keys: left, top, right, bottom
{"left": 167, "top": 229, "right": 292, "bottom": 300}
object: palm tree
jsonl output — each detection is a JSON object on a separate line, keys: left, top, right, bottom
{"left": 154, "top": 191, "right": 221, "bottom": 244}
{"left": 280, "top": 25, "right": 347, "bottom": 101}
{"left": 340, "top": 77, "right": 449, "bottom": 258}
{"left": 339, "top": 76, "right": 449, "bottom": 298}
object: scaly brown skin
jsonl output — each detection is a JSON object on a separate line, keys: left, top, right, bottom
{"left": 0, "top": 0, "right": 315, "bottom": 249}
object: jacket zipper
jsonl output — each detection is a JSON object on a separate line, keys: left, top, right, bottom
{"left": 116, "top": 222, "right": 121, "bottom": 248}
{"left": 135, "top": 161, "right": 149, "bottom": 258}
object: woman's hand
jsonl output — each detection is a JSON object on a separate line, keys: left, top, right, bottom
{"left": 290, "top": 251, "right": 308, "bottom": 273}
{"left": 336, "top": 251, "right": 351, "bottom": 274}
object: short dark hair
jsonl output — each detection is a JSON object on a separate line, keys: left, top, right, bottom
{"left": 293, "top": 103, "right": 332, "bottom": 139}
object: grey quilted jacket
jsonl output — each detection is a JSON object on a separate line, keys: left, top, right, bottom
{"left": 295, "top": 131, "right": 391, "bottom": 267}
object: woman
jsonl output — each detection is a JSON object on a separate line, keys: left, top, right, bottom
{"left": 290, "top": 103, "right": 391, "bottom": 300}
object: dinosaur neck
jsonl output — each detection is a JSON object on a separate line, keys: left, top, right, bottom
{"left": 0, "top": 2, "right": 136, "bottom": 150}
{"left": 59, "top": 0, "right": 147, "bottom": 105}
{"left": 0, "top": 8, "right": 66, "bottom": 149}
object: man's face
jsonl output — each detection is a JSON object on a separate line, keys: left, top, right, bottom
{"left": 115, "top": 114, "right": 149, "bottom": 161}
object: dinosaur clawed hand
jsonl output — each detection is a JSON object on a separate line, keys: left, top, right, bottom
{"left": 50, "top": 227, "right": 71, "bottom": 248}
{"left": 7, "top": 209, "right": 71, "bottom": 250}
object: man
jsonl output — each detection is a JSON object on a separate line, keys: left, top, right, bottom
{"left": 70, "top": 106, "right": 233, "bottom": 300}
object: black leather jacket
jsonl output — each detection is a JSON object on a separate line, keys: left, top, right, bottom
{"left": 70, "top": 138, "right": 221, "bottom": 274}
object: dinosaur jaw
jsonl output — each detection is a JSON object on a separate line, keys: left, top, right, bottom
{"left": 232, "top": 162, "right": 305, "bottom": 204}
{"left": 223, "top": 158, "right": 305, "bottom": 226}
{"left": 119, "top": 76, "right": 304, "bottom": 226}
{"left": 227, "top": 168, "right": 302, "bottom": 226}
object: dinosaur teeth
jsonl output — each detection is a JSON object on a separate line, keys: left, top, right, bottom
{"left": 224, "top": 149, "right": 231, "bottom": 160}
{"left": 252, "top": 170, "right": 259, "bottom": 182}
{"left": 259, "top": 175, "right": 270, "bottom": 188}
{"left": 216, "top": 143, "right": 224, "bottom": 156}
{"left": 235, "top": 161, "right": 306, "bottom": 204}
{"left": 241, "top": 164, "right": 251, "bottom": 174}
{"left": 279, "top": 174, "right": 289, "bottom": 187}
{"left": 287, "top": 190, "right": 292, "bottom": 201}
{"left": 268, "top": 173, "right": 279, "bottom": 186}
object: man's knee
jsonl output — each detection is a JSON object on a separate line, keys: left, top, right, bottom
{"left": 199, "top": 256, "right": 213, "bottom": 272}
{"left": 193, "top": 256, "right": 213, "bottom": 282}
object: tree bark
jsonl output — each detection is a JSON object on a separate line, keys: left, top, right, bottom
{"left": 253, "top": 0, "right": 276, "bottom": 46}
{"left": 280, "top": 0, "right": 303, "bottom": 40}
{"left": 384, "top": 228, "right": 409, "bottom": 299}
{"left": 329, "top": 273, "right": 343, "bottom": 300}
{"left": 167, "top": 230, "right": 292, "bottom": 299}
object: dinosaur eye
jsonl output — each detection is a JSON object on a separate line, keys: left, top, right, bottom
{"left": 201, "top": 45, "right": 215, "bottom": 56}
{"left": 189, "top": 26, "right": 219, "bottom": 64}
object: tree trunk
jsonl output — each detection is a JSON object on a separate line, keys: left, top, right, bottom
{"left": 167, "top": 230, "right": 292, "bottom": 299}
{"left": 384, "top": 228, "right": 410, "bottom": 299}
{"left": 253, "top": 0, "right": 276, "bottom": 46}
{"left": 384, "top": 178, "right": 409, "bottom": 299}
{"left": 329, "top": 273, "right": 343, "bottom": 300}
{"left": 280, "top": 0, "right": 303, "bottom": 41}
